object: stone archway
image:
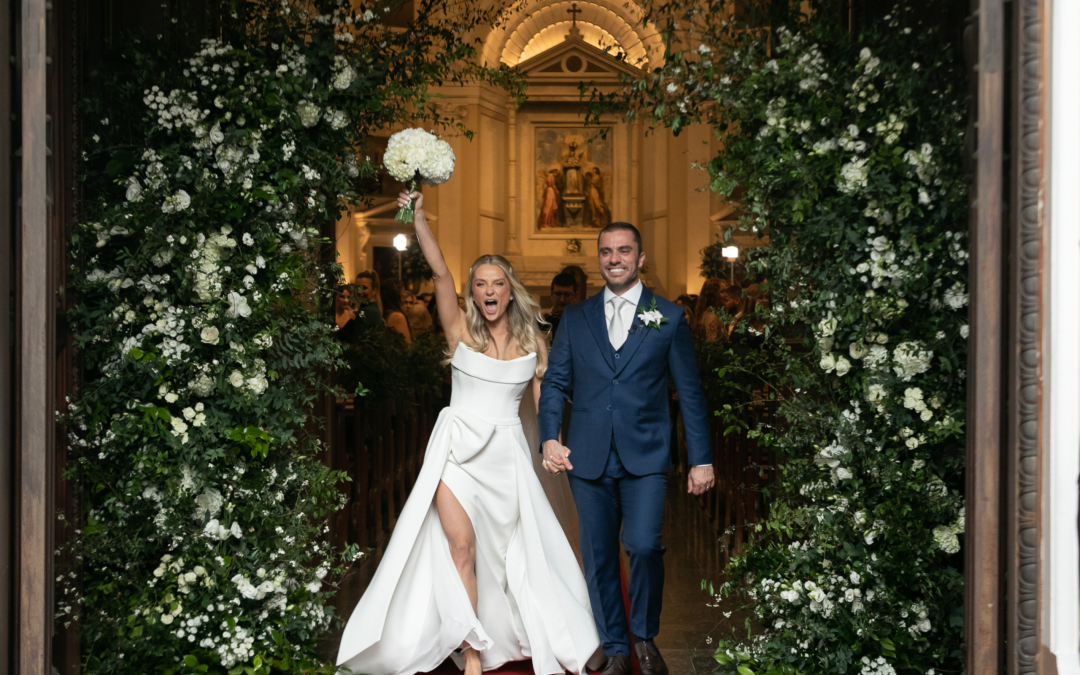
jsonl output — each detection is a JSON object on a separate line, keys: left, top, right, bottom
{"left": 481, "top": 0, "right": 665, "bottom": 70}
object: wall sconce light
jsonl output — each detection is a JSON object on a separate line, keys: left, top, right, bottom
{"left": 393, "top": 234, "right": 408, "bottom": 280}
{"left": 722, "top": 246, "right": 739, "bottom": 283}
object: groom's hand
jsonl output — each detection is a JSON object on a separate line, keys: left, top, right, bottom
{"left": 542, "top": 440, "right": 573, "bottom": 475}
{"left": 687, "top": 465, "right": 715, "bottom": 495}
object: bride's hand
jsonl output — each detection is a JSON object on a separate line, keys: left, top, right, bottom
{"left": 542, "top": 440, "right": 573, "bottom": 475}
{"left": 398, "top": 190, "right": 424, "bottom": 213}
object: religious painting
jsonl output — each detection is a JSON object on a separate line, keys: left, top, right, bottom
{"left": 534, "top": 127, "right": 613, "bottom": 233}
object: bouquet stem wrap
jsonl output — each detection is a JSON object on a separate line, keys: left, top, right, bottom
{"left": 395, "top": 175, "right": 421, "bottom": 223}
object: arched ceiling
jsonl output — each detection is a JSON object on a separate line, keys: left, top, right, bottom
{"left": 483, "top": 0, "right": 664, "bottom": 70}
{"left": 518, "top": 21, "right": 621, "bottom": 63}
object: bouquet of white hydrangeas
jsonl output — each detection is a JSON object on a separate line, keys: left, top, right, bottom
{"left": 384, "top": 128, "right": 455, "bottom": 222}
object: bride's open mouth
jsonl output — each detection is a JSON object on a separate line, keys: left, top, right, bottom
{"left": 482, "top": 299, "right": 499, "bottom": 316}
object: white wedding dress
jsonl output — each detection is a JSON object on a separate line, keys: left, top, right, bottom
{"left": 336, "top": 344, "right": 603, "bottom": 675}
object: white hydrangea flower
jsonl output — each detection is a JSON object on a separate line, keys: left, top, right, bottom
{"left": 296, "top": 100, "right": 321, "bottom": 127}
{"left": 893, "top": 341, "right": 933, "bottom": 380}
{"left": 933, "top": 525, "right": 960, "bottom": 554}
{"left": 194, "top": 488, "right": 222, "bottom": 520}
{"left": 383, "top": 128, "right": 456, "bottom": 186}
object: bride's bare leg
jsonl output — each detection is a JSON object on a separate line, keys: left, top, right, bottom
{"left": 435, "top": 481, "right": 482, "bottom": 675}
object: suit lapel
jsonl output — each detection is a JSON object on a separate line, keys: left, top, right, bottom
{"left": 584, "top": 293, "right": 616, "bottom": 371}
{"left": 613, "top": 285, "right": 652, "bottom": 378}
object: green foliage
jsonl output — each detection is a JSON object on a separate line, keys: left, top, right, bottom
{"left": 400, "top": 238, "right": 434, "bottom": 287}
{"left": 700, "top": 241, "right": 731, "bottom": 280}
{"left": 336, "top": 327, "right": 447, "bottom": 404}
{"left": 594, "top": 2, "right": 968, "bottom": 673}
{"left": 62, "top": 2, "right": 519, "bottom": 673}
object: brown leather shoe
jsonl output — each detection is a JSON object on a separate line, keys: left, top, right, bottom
{"left": 600, "top": 654, "right": 631, "bottom": 675}
{"left": 635, "top": 640, "right": 669, "bottom": 675}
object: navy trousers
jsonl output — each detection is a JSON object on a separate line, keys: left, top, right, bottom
{"left": 568, "top": 444, "right": 667, "bottom": 656}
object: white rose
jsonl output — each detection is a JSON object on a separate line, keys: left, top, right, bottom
{"left": 817, "top": 317, "right": 837, "bottom": 337}
{"left": 160, "top": 614, "right": 174, "bottom": 625}
{"left": 200, "top": 326, "right": 219, "bottom": 344}
{"left": 125, "top": 176, "right": 143, "bottom": 202}
{"left": 820, "top": 353, "right": 837, "bottom": 372}
{"left": 818, "top": 336, "right": 834, "bottom": 352}
{"left": 849, "top": 341, "right": 868, "bottom": 359}
{"left": 835, "top": 357, "right": 851, "bottom": 376}
{"left": 209, "top": 123, "right": 224, "bottom": 144}
{"left": 225, "top": 291, "right": 251, "bottom": 319}
{"left": 228, "top": 371, "right": 244, "bottom": 388}
{"left": 836, "top": 467, "right": 853, "bottom": 480}
{"left": 230, "top": 521, "right": 243, "bottom": 539}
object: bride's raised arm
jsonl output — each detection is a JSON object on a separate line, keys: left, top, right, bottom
{"left": 399, "top": 190, "right": 467, "bottom": 349}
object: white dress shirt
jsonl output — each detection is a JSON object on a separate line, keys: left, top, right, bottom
{"left": 603, "top": 279, "right": 643, "bottom": 347}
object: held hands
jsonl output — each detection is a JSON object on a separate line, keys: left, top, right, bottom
{"left": 398, "top": 190, "right": 424, "bottom": 216}
{"left": 542, "top": 439, "right": 573, "bottom": 475}
{"left": 687, "top": 465, "right": 715, "bottom": 495}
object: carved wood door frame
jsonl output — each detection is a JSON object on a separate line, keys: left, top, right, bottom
{"left": 966, "top": 0, "right": 1055, "bottom": 672}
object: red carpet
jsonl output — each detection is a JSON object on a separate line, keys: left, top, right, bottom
{"left": 426, "top": 560, "right": 641, "bottom": 675}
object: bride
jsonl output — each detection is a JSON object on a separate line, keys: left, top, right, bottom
{"left": 336, "top": 192, "right": 603, "bottom": 675}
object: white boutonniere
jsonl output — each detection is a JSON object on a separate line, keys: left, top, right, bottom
{"left": 637, "top": 298, "right": 668, "bottom": 330}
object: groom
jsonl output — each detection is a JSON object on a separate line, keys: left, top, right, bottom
{"left": 539, "top": 223, "right": 714, "bottom": 675}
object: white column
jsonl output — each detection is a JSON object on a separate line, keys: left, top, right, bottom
{"left": 1046, "top": 0, "right": 1080, "bottom": 671}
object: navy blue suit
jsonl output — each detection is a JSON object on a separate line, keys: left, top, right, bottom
{"left": 539, "top": 285, "right": 710, "bottom": 655}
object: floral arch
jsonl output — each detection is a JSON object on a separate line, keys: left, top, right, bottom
{"left": 481, "top": 0, "right": 664, "bottom": 70}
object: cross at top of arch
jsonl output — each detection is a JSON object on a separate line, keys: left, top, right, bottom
{"left": 482, "top": 0, "right": 664, "bottom": 71}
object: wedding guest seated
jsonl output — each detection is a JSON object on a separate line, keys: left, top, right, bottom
{"left": 351, "top": 270, "right": 387, "bottom": 334}
{"left": 541, "top": 272, "right": 578, "bottom": 339}
{"left": 402, "top": 288, "right": 434, "bottom": 340}
{"left": 694, "top": 278, "right": 729, "bottom": 342}
{"left": 380, "top": 278, "right": 413, "bottom": 344}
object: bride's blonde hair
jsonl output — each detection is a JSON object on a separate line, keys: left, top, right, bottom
{"left": 458, "top": 254, "right": 547, "bottom": 378}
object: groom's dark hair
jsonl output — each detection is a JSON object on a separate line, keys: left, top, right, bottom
{"left": 597, "top": 222, "right": 643, "bottom": 253}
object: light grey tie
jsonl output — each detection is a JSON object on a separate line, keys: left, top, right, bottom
{"left": 608, "top": 296, "right": 628, "bottom": 350}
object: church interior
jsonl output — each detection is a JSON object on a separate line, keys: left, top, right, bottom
{"left": 334, "top": 0, "right": 756, "bottom": 306}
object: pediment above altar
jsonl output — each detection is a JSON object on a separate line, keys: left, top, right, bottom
{"left": 518, "top": 35, "right": 643, "bottom": 86}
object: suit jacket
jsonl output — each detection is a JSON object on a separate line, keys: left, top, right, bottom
{"left": 539, "top": 285, "right": 711, "bottom": 480}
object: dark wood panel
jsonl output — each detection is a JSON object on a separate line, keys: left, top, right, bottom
{"left": 19, "top": 1, "right": 51, "bottom": 674}
{"left": 0, "top": 0, "right": 13, "bottom": 668}
{"left": 966, "top": 0, "right": 1006, "bottom": 673}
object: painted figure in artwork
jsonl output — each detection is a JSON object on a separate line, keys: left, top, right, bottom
{"left": 534, "top": 127, "right": 613, "bottom": 231}
{"left": 538, "top": 172, "right": 560, "bottom": 229}
{"left": 585, "top": 168, "right": 610, "bottom": 228}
